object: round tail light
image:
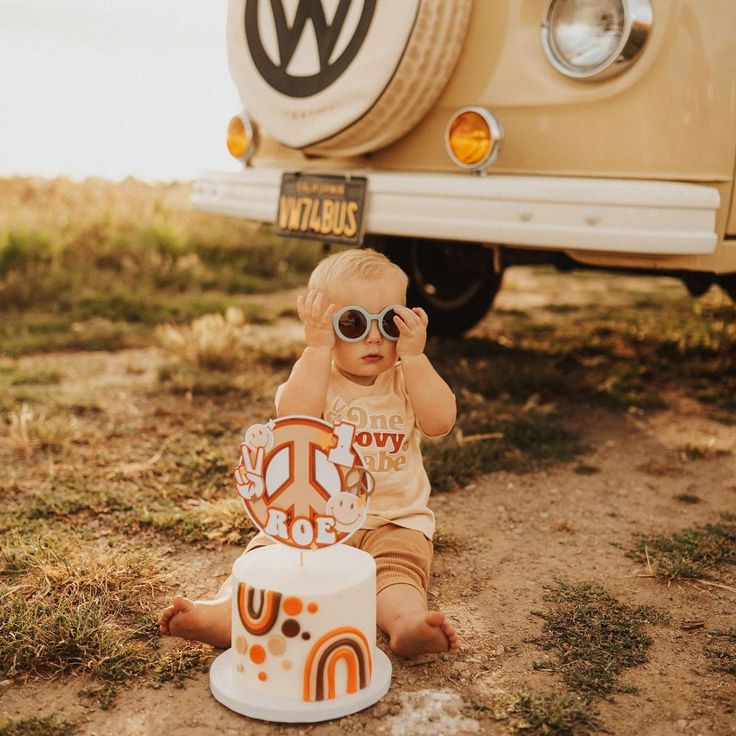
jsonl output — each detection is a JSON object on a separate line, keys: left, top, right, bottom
{"left": 445, "top": 108, "right": 503, "bottom": 173}
{"left": 227, "top": 114, "right": 257, "bottom": 163}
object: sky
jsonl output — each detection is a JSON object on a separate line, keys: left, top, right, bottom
{"left": 0, "top": 0, "right": 244, "bottom": 182}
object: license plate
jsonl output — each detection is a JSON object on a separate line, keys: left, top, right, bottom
{"left": 276, "top": 173, "right": 367, "bottom": 247}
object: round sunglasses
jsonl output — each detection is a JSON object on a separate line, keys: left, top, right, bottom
{"left": 332, "top": 305, "right": 402, "bottom": 342}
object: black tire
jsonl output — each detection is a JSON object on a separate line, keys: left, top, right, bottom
{"left": 720, "top": 274, "right": 736, "bottom": 301}
{"left": 681, "top": 273, "right": 714, "bottom": 297}
{"left": 368, "top": 237, "right": 501, "bottom": 335}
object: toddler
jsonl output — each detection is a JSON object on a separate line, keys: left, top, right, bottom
{"left": 159, "top": 248, "right": 459, "bottom": 658}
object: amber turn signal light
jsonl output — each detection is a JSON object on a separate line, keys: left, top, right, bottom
{"left": 227, "top": 114, "right": 256, "bottom": 163}
{"left": 445, "top": 107, "right": 503, "bottom": 172}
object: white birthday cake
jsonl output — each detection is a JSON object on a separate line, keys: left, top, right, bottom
{"left": 230, "top": 544, "right": 376, "bottom": 702}
{"left": 210, "top": 415, "right": 391, "bottom": 722}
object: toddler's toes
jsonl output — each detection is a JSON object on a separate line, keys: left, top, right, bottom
{"left": 158, "top": 595, "right": 195, "bottom": 634}
{"left": 442, "top": 621, "right": 460, "bottom": 655}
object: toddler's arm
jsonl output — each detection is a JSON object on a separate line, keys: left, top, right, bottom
{"left": 277, "top": 290, "right": 335, "bottom": 418}
{"left": 393, "top": 306, "right": 456, "bottom": 437}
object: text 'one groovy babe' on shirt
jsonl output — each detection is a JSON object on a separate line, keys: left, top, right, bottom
{"left": 276, "top": 362, "right": 436, "bottom": 539}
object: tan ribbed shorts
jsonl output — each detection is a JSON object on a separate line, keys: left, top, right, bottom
{"left": 244, "top": 524, "right": 433, "bottom": 596}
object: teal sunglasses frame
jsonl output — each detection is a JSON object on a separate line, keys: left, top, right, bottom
{"left": 332, "top": 305, "right": 402, "bottom": 342}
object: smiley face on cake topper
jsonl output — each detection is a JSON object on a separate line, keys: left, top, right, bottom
{"left": 234, "top": 424, "right": 274, "bottom": 501}
{"left": 233, "top": 416, "right": 374, "bottom": 550}
{"left": 325, "top": 466, "right": 374, "bottom": 533}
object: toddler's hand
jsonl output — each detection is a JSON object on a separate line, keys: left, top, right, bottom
{"left": 297, "top": 290, "right": 336, "bottom": 349}
{"left": 394, "top": 306, "right": 428, "bottom": 358}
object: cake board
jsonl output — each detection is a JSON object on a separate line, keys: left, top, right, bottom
{"left": 210, "top": 647, "right": 392, "bottom": 723}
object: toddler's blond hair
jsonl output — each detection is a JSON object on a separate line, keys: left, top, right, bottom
{"left": 308, "top": 248, "right": 408, "bottom": 302}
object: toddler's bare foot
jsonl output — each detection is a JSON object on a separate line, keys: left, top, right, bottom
{"left": 390, "top": 610, "right": 459, "bottom": 658}
{"left": 157, "top": 595, "right": 231, "bottom": 649}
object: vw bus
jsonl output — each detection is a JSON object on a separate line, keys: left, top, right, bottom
{"left": 194, "top": 0, "right": 736, "bottom": 333}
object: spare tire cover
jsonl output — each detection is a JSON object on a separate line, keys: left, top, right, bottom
{"left": 227, "top": 0, "right": 472, "bottom": 155}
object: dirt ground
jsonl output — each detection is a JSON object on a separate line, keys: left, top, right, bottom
{"left": 2, "top": 268, "right": 735, "bottom": 736}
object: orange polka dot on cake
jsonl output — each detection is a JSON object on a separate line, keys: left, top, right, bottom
{"left": 268, "top": 635, "right": 286, "bottom": 656}
{"left": 283, "top": 596, "right": 303, "bottom": 616}
{"left": 307, "top": 602, "right": 318, "bottom": 613}
{"left": 258, "top": 672, "right": 267, "bottom": 681}
{"left": 235, "top": 636, "right": 248, "bottom": 654}
{"left": 282, "top": 660, "right": 293, "bottom": 670}
{"left": 249, "top": 645, "right": 266, "bottom": 664}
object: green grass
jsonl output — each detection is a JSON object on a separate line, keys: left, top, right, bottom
{"left": 531, "top": 581, "right": 667, "bottom": 698}
{"left": 0, "top": 522, "right": 219, "bottom": 697}
{"left": 673, "top": 493, "right": 702, "bottom": 505}
{"left": 1, "top": 314, "right": 150, "bottom": 357}
{"left": 156, "top": 360, "right": 284, "bottom": 401}
{"left": 704, "top": 628, "right": 736, "bottom": 675}
{"left": 140, "top": 499, "right": 256, "bottom": 546}
{"left": 4, "top": 448, "right": 253, "bottom": 549}
{"left": 630, "top": 521, "right": 736, "bottom": 581}
{"left": 511, "top": 691, "right": 601, "bottom": 736}
{"left": 7, "top": 369, "right": 63, "bottom": 386}
{"left": 425, "top": 411, "right": 585, "bottom": 491}
{"left": 0, "top": 195, "right": 323, "bottom": 357}
{"left": 428, "top": 288, "right": 735, "bottom": 421}
{"left": 0, "top": 716, "right": 77, "bottom": 736}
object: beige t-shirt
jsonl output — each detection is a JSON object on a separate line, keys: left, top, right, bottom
{"left": 276, "top": 362, "right": 435, "bottom": 539}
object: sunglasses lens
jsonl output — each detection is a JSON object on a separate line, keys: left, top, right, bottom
{"left": 337, "top": 309, "right": 367, "bottom": 340}
{"left": 382, "top": 309, "right": 400, "bottom": 339}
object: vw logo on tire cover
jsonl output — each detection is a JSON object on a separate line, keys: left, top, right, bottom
{"left": 227, "top": 0, "right": 472, "bottom": 153}
{"left": 245, "top": 0, "right": 376, "bottom": 98}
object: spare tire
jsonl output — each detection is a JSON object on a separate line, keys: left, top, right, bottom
{"left": 227, "top": 0, "right": 472, "bottom": 155}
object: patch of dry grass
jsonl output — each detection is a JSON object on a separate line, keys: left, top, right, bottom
{"left": 151, "top": 641, "right": 212, "bottom": 687}
{"left": 155, "top": 309, "right": 251, "bottom": 371}
{"left": 141, "top": 497, "right": 255, "bottom": 546}
{"left": 704, "top": 628, "right": 736, "bottom": 675}
{"left": 0, "top": 529, "right": 167, "bottom": 682}
{"left": 424, "top": 410, "right": 585, "bottom": 491}
{"left": 155, "top": 311, "right": 294, "bottom": 399}
{"left": 630, "top": 520, "right": 736, "bottom": 582}
{"left": 510, "top": 691, "right": 601, "bottom": 736}
{"left": 5, "top": 404, "right": 80, "bottom": 457}
{"left": 0, "top": 715, "right": 77, "bottom": 736}
{"left": 434, "top": 283, "right": 735, "bottom": 421}
{"left": 0, "top": 178, "right": 322, "bottom": 357}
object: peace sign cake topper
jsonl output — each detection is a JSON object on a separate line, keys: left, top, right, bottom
{"left": 233, "top": 416, "right": 374, "bottom": 550}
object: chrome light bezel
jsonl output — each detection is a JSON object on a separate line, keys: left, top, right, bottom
{"left": 541, "top": 0, "right": 653, "bottom": 81}
{"left": 444, "top": 107, "right": 504, "bottom": 174}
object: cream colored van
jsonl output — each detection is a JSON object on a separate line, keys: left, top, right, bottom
{"left": 194, "top": 0, "right": 736, "bottom": 333}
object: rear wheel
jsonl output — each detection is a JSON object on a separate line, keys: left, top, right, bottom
{"left": 369, "top": 237, "right": 501, "bottom": 335}
{"left": 720, "top": 274, "right": 736, "bottom": 301}
{"left": 681, "top": 273, "right": 714, "bottom": 297}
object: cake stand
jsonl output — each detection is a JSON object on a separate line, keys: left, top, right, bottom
{"left": 210, "top": 647, "right": 392, "bottom": 723}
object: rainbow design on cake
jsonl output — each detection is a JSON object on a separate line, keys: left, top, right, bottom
{"left": 237, "top": 585, "right": 281, "bottom": 635}
{"left": 303, "top": 627, "right": 372, "bottom": 701}
{"left": 210, "top": 416, "right": 391, "bottom": 722}
{"left": 230, "top": 543, "right": 376, "bottom": 703}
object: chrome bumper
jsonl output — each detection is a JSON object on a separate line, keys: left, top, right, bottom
{"left": 193, "top": 168, "right": 719, "bottom": 255}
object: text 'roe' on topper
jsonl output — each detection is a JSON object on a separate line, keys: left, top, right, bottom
{"left": 233, "top": 416, "right": 374, "bottom": 550}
